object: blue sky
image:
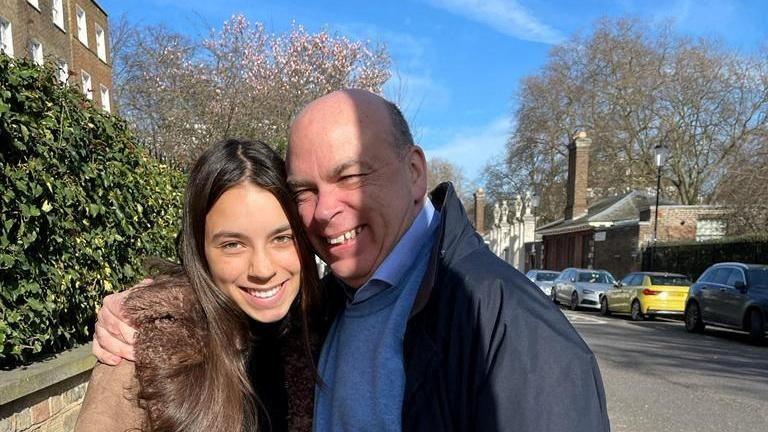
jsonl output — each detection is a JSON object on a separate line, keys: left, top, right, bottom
{"left": 100, "top": 0, "right": 768, "bottom": 185}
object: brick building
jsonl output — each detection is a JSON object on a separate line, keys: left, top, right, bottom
{"left": 0, "top": 0, "right": 111, "bottom": 111}
{"left": 535, "top": 132, "right": 728, "bottom": 278}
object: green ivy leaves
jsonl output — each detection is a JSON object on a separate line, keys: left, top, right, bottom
{"left": 0, "top": 55, "right": 184, "bottom": 368}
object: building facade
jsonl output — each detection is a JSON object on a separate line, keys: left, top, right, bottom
{"left": 535, "top": 131, "right": 729, "bottom": 279}
{"left": 0, "top": 0, "right": 111, "bottom": 111}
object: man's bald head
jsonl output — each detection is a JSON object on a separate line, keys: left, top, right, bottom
{"left": 290, "top": 89, "right": 415, "bottom": 159}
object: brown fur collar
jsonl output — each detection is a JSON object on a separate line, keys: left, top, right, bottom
{"left": 123, "top": 274, "right": 315, "bottom": 431}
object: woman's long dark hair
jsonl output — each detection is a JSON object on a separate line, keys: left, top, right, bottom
{"left": 136, "top": 139, "right": 321, "bottom": 432}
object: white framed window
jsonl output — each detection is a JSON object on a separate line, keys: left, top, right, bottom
{"left": 0, "top": 18, "right": 13, "bottom": 57}
{"left": 52, "top": 0, "right": 65, "bottom": 30}
{"left": 27, "top": 0, "right": 40, "bottom": 10}
{"left": 95, "top": 24, "right": 106, "bottom": 61}
{"left": 81, "top": 70, "right": 92, "bottom": 100}
{"left": 29, "top": 39, "right": 43, "bottom": 65}
{"left": 76, "top": 6, "right": 88, "bottom": 46}
{"left": 57, "top": 59, "right": 68, "bottom": 83}
{"left": 100, "top": 85, "right": 111, "bottom": 112}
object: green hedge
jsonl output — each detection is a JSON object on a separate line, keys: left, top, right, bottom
{"left": 642, "top": 235, "right": 768, "bottom": 280}
{"left": 0, "top": 56, "right": 184, "bottom": 368}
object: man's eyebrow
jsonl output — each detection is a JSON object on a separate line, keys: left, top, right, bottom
{"left": 287, "top": 178, "right": 313, "bottom": 190}
{"left": 330, "top": 160, "right": 373, "bottom": 178}
{"left": 287, "top": 160, "right": 374, "bottom": 189}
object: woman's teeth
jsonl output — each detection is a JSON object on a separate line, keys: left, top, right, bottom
{"left": 327, "top": 227, "right": 362, "bottom": 245}
{"left": 246, "top": 284, "right": 281, "bottom": 299}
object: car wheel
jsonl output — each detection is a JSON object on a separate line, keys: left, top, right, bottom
{"left": 600, "top": 296, "right": 611, "bottom": 316}
{"left": 570, "top": 291, "right": 579, "bottom": 311}
{"left": 630, "top": 300, "right": 644, "bottom": 321}
{"left": 685, "top": 301, "right": 705, "bottom": 333}
{"left": 551, "top": 287, "right": 559, "bottom": 305}
{"left": 748, "top": 309, "right": 765, "bottom": 345}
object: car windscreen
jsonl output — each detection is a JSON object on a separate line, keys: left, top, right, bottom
{"left": 536, "top": 272, "right": 559, "bottom": 282}
{"left": 747, "top": 268, "right": 768, "bottom": 288}
{"left": 649, "top": 275, "right": 692, "bottom": 286}
{"left": 578, "top": 272, "right": 614, "bottom": 284}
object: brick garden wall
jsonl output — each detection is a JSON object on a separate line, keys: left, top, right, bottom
{"left": 0, "top": 345, "right": 95, "bottom": 432}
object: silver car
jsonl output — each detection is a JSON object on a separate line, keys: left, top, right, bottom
{"left": 526, "top": 269, "right": 561, "bottom": 296}
{"left": 552, "top": 268, "right": 616, "bottom": 311}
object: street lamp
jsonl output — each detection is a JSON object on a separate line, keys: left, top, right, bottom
{"left": 530, "top": 191, "right": 540, "bottom": 268}
{"left": 650, "top": 144, "right": 669, "bottom": 271}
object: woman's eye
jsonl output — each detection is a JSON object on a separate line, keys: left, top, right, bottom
{"left": 273, "top": 234, "right": 294, "bottom": 244}
{"left": 221, "top": 242, "right": 242, "bottom": 250}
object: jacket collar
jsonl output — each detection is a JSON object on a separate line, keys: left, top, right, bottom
{"left": 409, "top": 182, "right": 485, "bottom": 316}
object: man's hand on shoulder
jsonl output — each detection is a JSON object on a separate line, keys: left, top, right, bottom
{"left": 92, "top": 279, "right": 151, "bottom": 364}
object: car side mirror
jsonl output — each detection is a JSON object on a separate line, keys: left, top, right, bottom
{"left": 570, "top": 277, "right": 576, "bottom": 283}
{"left": 613, "top": 281, "right": 622, "bottom": 288}
{"left": 734, "top": 281, "right": 746, "bottom": 292}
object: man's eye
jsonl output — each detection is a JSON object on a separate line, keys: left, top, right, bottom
{"left": 293, "top": 189, "right": 314, "bottom": 202}
{"left": 339, "top": 174, "right": 365, "bottom": 184}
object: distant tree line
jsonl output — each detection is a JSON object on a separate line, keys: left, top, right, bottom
{"left": 110, "top": 14, "right": 392, "bottom": 166}
{"left": 485, "top": 18, "right": 768, "bottom": 233}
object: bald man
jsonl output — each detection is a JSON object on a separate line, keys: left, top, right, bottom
{"left": 94, "top": 90, "right": 610, "bottom": 431}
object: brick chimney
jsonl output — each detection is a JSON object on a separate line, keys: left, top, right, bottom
{"left": 474, "top": 188, "right": 485, "bottom": 234}
{"left": 564, "top": 131, "right": 591, "bottom": 220}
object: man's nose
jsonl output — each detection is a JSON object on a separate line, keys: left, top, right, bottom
{"left": 314, "top": 187, "right": 343, "bottom": 223}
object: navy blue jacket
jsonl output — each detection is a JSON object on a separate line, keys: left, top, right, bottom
{"left": 321, "top": 183, "right": 610, "bottom": 431}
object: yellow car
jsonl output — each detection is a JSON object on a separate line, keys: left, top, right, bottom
{"left": 600, "top": 272, "right": 692, "bottom": 320}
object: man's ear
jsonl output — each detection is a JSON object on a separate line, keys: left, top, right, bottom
{"left": 407, "top": 145, "right": 428, "bottom": 203}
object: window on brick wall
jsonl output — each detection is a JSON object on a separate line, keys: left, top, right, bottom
{"left": 76, "top": 6, "right": 88, "bottom": 46}
{"left": 81, "top": 70, "right": 92, "bottom": 100}
{"left": 95, "top": 24, "right": 106, "bottom": 61}
{"left": 57, "top": 59, "right": 68, "bottom": 83}
{"left": 0, "top": 18, "right": 12, "bottom": 57}
{"left": 52, "top": 0, "right": 65, "bottom": 30}
{"left": 27, "top": 0, "right": 40, "bottom": 10}
{"left": 29, "top": 39, "right": 43, "bottom": 65}
{"left": 100, "top": 85, "right": 110, "bottom": 112}
{"left": 696, "top": 220, "right": 726, "bottom": 241}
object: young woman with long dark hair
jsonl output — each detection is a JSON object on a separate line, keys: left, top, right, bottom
{"left": 76, "top": 139, "right": 324, "bottom": 432}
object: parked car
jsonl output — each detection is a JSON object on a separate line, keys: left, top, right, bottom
{"left": 551, "top": 268, "right": 616, "bottom": 311}
{"left": 525, "top": 269, "right": 561, "bottom": 296}
{"left": 601, "top": 272, "right": 692, "bottom": 320}
{"left": 685, "top": 262, "right": 768, "bottom": 343}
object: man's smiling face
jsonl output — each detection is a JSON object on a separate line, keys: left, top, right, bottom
{"left": 287, "top": 90, "right": 426, "bottom": 288}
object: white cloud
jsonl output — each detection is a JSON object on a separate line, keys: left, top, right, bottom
{"left": 426, "top": 0, "right": 564, "bottom": 44}
{"left": 423, "top": 116, "right": 513, "bottom": 183}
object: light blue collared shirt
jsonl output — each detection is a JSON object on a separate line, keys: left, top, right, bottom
{"left": 346, "top": 198, "right": 440, "bottom": 304}
{"left": 314, "top": 198, "right": 441, "bottom": 432}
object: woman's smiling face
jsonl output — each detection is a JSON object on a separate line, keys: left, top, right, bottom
{"left": 204, "top": 182, "right": 301, "bottom": 323}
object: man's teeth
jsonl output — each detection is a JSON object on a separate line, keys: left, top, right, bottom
{"left": 327, "top": 227, "right": 362, "bottom": 245}
{"left": 246, "top": 284, "right": 281, "bottom": 299}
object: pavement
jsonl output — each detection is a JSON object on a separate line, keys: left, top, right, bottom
{"left": 562, "top": 308, "right": 768, "bottom": 432}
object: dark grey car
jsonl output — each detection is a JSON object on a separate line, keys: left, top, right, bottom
{"left": 685, "top": 262, "right": 768, "bottom": 344}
